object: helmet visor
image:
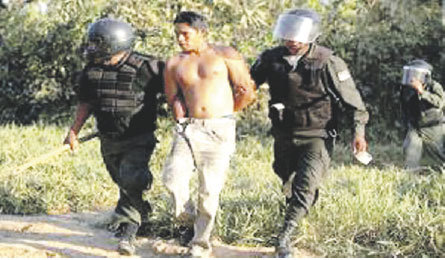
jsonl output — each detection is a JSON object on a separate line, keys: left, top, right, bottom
{"left": 401, "top": 66, "right": 430, "bottom": 86}
{"left": 273, "top": 14, "right": 319, "bottom": 43}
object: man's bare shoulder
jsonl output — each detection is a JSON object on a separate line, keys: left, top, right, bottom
{"left": 165, "top": 55, "right": 183, "bottom": 69}
{"left": 212, "top": 45, "right": 243, "bottom": 60}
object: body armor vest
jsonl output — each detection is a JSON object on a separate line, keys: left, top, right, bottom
{"left": 86, "top": 53, "right": 153, "bottom": 135}
{"left": 86, "top": 53, "right": 147, "bottom": 115}
{"left": 269, "top": 46, "right": 333, "bottom": 132}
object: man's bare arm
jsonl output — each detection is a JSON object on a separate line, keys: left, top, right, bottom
{"left": 70, "top": 102, "right": 92, "bottom": 134}
{"left": 64, "top": 102, "right": 92, "bottom": 150}
{"left": 164, "top": 58, "right": 186, "bottom": 120}
{"left": 220, "top": 47, "right": 257, "bottom": 111}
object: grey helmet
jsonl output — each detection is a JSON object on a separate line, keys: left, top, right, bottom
{"left": 401, "top": 59, "right": 432, "bottom": 86}
{"left": 273, "top": 9, "right": 321, "bottom": 43}
{"left": 85, "top": 18, "right": 134, "bottom": 61}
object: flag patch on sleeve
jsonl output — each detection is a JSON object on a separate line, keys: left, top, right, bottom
{"left": 338, "top": 70, "right": 351, "bottom": 81}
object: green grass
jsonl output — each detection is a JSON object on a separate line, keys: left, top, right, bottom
{"left": 0, "top": 117, "right": 443, "bottom": 257}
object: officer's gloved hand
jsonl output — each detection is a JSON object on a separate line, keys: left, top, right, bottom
{"left": 64, "top": 128, "right": 79, "bottom": 151}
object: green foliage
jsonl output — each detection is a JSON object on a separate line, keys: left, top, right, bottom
{"left": 348, "top": 0, "right": 445, "bottom": 136}
{"left": 2, "top": 0, "right": 444, "bottom": 133}
{"left": 0, "top": 1, "right": 105, "bottom": 123}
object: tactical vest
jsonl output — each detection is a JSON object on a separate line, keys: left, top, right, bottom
{"left": 86, "top": 53, "right": 147, "bottom": 114}
{"left": 269, "top": 46, "right": 333, "bottom": 132}
{"left": 86, "top": 53, "right": 153, "bottom": 135}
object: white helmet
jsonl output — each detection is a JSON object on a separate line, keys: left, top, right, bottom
{"left": 273, "top": 9, "right": 321, "bottom": 43}
{"left": 401, "top": 59, "right": 432, "bottom": 86}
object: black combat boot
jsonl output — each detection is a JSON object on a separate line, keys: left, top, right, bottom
{"left": 177, "top": 225, "right": 194, "bottom": 246}
{"left": 276, "top": 204, "right": 306, "bottom": 258}
{"left": 117, "top": 222, "right": 139, "bottom": 255}
{"left": 276, "top": 222, "right": 295, "bottom": 258}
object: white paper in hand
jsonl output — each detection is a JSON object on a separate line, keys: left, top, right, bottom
{"left": 354, "top": 151, "right": 373, "bottom": 165}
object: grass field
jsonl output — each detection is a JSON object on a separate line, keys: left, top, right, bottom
{"left": 0, "top": 116, "right": 443, "bottom": 257}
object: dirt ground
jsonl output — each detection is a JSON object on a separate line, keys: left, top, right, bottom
{"left": 0, "top": 211, "right": 317, "bottom": 258}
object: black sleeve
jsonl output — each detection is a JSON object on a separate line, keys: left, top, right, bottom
{"left": 250, "top": 51, "right": 269, "bottom": 88}
{"left": 144, "top": 59, "right": 165, "bottom": 96}
{"left": 326, "top": 55, "right": 369, "bottom": 136}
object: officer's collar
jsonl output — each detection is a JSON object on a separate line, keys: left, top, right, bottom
{"left": 281, "top": 44, "right": 315, "bottom": 68}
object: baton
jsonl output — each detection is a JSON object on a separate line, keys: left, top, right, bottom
{"left": 13, "top": 132, "right": 99, "bottom": 174}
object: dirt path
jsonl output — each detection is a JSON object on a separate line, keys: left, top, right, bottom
{"left": 0, "top": 212, "right": 316, "bottom": 258}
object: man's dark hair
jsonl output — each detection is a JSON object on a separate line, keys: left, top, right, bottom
{"left": 174, "top": 11, "right": 208, "bottom": 31}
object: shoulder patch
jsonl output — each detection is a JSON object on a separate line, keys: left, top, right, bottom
{"left": 338, "top": 70, "right": 351, "bottom": 82}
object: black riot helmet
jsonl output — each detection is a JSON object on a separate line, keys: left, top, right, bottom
{"left": 85, "top": 18, "right": 134, "bottom": 61}
{"left": 401, "top": 59, "right": 433, "bottom": 86}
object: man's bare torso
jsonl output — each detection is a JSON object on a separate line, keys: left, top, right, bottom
{"left": 168, "top": 46, "right": 235, "bottom": 118}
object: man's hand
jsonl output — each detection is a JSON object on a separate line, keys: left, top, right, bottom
{"left": 233, "top": 85, "right": 247, "bottom": 99}
{"left": 64, "top": 128, "right": 79, "bottom": 151}
{"left": 352, "top": 135, "right": 367, "bottom": 153}
{"left": 172, "top": 97, "right": 187, "bottom": 121}
{"left": 410, "top": 78, "right": 425, "bottom": 94}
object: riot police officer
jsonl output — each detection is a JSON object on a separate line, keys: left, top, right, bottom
{"left": 400, "top": 60, "right": 445, "bottom": 171}
{"left": 64, "top": 18, "right": 164, "bottom": 255}
{"left": 250, "top": 9, "right": 370, "bottom": 257}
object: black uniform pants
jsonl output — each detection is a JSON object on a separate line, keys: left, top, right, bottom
{"left": 100, "top": 132, "right": 156, "bottom": 226}
{"left": 272, "top": 132, "right": 331, "bottom": 213}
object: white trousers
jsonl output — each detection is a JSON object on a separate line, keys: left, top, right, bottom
{"left": 162, "top": 117, "right": 236, "bottom": 249}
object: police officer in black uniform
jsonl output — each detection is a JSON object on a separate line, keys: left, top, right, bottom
{"left": 400, "top": 60, "right": 445, "bottom": 171}
{"left": 64, "top": 18, "right": 164, "bottom": 255}
{"left": 250, "top": 9, "right": 370, "bottom": 257}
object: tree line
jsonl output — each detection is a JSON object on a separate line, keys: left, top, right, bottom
{"left": 0, "top": 0, "right": 443, "bottom": 140}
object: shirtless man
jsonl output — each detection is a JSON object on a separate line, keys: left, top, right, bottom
{"left": 162, "top": 11, "right": 256, "bottom": 257}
